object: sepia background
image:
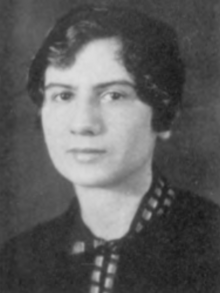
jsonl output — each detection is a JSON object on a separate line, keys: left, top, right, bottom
{"left": 0, "top": 0, "right": 220, "bottom": 247}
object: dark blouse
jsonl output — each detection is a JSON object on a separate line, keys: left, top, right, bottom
{"left": 0, "top": 173, "right": 220, "bottom": 293}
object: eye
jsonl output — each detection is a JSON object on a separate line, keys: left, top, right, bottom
{"left": 102, "top": 92, "right": 125, "bottom": 103}
{"left": 53, "top": 91, "right": 74, "bottom": 102}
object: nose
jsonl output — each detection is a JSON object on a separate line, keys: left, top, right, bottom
{"left": 70, "top": 99, "right": 102, "bottom": 136}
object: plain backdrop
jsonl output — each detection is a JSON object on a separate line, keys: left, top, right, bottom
{"left": 0, "top": 0, "right": 220, "bottom": 247}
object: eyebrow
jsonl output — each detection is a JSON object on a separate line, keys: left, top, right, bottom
{"left": 44, "top": 80, "right": 135, "bottom": 91}
{"left": 44, "top": 83, "right": 74, "bottom": 91}
{"left": 94, "top": 80, "right": 135, "bottom": 90}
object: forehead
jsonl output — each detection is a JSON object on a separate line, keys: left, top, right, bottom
{"left": 44, "top": 38, "right": 134, "bottom": 87}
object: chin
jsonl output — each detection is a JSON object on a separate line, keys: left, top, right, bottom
{"left": 60, "top": 170, "right": 106, "bottom": 187}
{"left": 64, "top": 172, "right": 120, "bottom": 189}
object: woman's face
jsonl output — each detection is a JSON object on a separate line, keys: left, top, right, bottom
{"left": 41, "top": 38, "right": 163, "bottom": 190}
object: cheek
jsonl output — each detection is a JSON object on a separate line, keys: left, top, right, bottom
{"left": 111, "top": 110, "right": 153, "bottom": 144}
{"left": 42, "top": 107, "right": 66, "bottom": 132}
{"left": 113, "top": 113, "right": 156, "bottom": 160}
{"left": 126, "top": 128, "right": 155, "bottom": 156}
{"left": 41, "top": 111, "right": 66, "bottom": 149}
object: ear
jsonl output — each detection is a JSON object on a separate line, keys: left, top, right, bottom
{"left": 158, "top": 130, "right": 171, "bottom": 140}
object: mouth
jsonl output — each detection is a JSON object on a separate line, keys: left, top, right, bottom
{"left": 70, "top": 148, "right": 106, "bottom": 154}
{"left": 68, "top": 148, "right": 106, "bottom": 163}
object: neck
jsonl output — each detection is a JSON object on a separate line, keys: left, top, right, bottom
{"left": 74, "top": 168, "right": 153, "bottom": 241}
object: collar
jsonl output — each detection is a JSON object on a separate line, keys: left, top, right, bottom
{"left": 63, "top": 170, "right": 176, "bottom": 256}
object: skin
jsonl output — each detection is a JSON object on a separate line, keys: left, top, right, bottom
{"left": 41, "top": 38, "right": 170, "bottom": 239}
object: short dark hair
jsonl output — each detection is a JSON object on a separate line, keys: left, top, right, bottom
{"left": 28, "top": 4, "right": 185, "bottom": 131}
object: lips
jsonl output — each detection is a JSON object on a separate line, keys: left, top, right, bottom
{"left": 70, "top": 148, "right": 106, "bottom": 154}
{"left": 68, "top": 148, "right": 106, "bottom": 163}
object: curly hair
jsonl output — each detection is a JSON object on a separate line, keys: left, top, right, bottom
{"left": 28, "top": 4, "right": 185, "bottom": 131}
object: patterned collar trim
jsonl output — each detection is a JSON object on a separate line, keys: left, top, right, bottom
{"left": 70, "top": 173, "right": 176, "bottom": 255}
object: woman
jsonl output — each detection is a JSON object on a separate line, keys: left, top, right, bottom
{"left": 1, "top": 4, "right": 220, "bottom": 293}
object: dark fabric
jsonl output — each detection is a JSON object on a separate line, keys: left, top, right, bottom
{"left": 0, "top": 184, "right": 220, "bottom": 293}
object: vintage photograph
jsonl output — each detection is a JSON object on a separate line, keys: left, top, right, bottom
{"left": 0, "top": 0, "right": 219, "bottom": 292}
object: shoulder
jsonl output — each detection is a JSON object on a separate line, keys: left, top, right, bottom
{"left": 1, "top": 206, "right": 71, "bottom": 252}
{"left": 150, "top": 187, "right": 220, "bottom": 291}
{"left": 0, "top": 205, "right": 74, "bottom": 290}
{"left": 0, "top": 199, "right": 78, "bottom": 252}
{"left": 170, "top": 189, "right": 220, "bottom": 234}
{"left": 164, "top": 189, "right": 220, "bottom": 271}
